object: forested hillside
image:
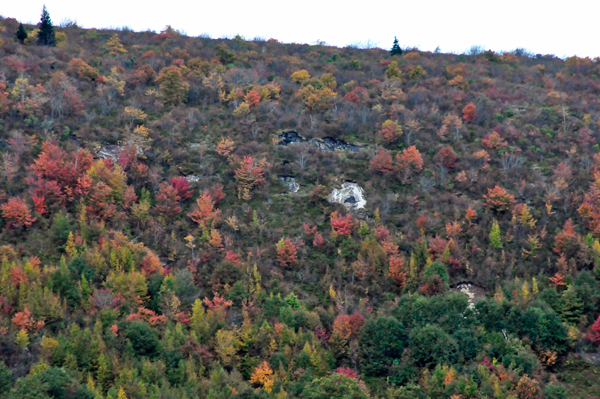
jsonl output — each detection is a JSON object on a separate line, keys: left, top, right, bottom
{"left": 0, "top": 10, "right": 599, "bottom": 398}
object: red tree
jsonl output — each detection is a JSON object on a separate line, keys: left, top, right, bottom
{"left": 276, "top": 238, "right": 297, "bottom": 269}
{"left": 370, "top": 148, "right": 394, "bottom": 174}
{"left": 245, "top": 89, "right": 261, "bottom": 107}
{"left": 553, "top": 219, "right": 578, "bottom": 256}
{"left": 435, "top": 146, "right": 458, "bottom": 169}
{"left": 1, "top": 197, "right": 36, "bottom": 228}
{"left": 154, "top": 182, "right": 182, "bottom": 218}
{"left": 462, "top": 102, "right": 477, "bottom": 123}
{"left": 171, "top": 177, "right": 192, "bottom": 201}
{"left": 483, "top": 186, "right": 515, "bottom": 212}
{"left": 396, "top": 146, "right": 423, "bottom": 182}
{"left": 389, "top": 256, "right": 406, "bottom": 288}
{"left": 589, "top": 315, "right": 600, "bottom": 344}
{"left": 27, "top": 142, "right": 94, "bottom": 205}
{"left": 331, "top": 211, "right": 354, "bottom": 236}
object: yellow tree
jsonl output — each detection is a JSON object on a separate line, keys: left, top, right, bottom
{"left": 106, "top": 34, "right": 127, "bottom": 55}
{"left": 250, "top": 361, "right": 274, "bottom": 393}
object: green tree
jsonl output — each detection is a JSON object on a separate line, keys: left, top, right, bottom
{"left": 37, "top": 5, "right": 55, "bottom": 46}
{"left": 206, "top": 364, "right": 235, "bottom": 399}
{"left": 304, "top": 374, "right": 369, "bottom": 399}
{"left": 390, "top": 36, "right": 402, "bottom": 56}
{"left": 359, "top": 317, "right": 406, "bottom": 376}
{"left": 15, "top": 23, "right": 28, "bottom": 44}
{"left": 157, "top": 66, "right": 189, "bottom": 105}
{"left": 0, "top": 360, "right": 12, "bottom": 394}
{"left": 409, "top": 324, "right": 458, "bottom": 367}
{"left": 125, "top": 321, "right": 159, "bottom": 357}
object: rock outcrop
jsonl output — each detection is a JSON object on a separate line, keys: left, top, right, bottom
{"left": 279, "top": 176, "right": 300, "bottom": 193}
{"left": 328, "top": 182, "right": 366, "bottom": 211}
{"left": 278, "top": 131, "right": 364, "bottom": 152}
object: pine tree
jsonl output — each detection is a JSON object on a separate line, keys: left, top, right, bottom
{"left": 489, "top": 220, "right": 503, "bottom": 249}
{"left": 15, "top": 23, "right": 28, "bottom": 44}
{"left": 37, "top": 5, "right": 56, "bottom": 46}
{"left": 390, "top": 36, "right": 402, "bottom": 56}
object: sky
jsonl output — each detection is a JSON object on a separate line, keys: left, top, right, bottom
{"left": 4, "top": 0, "right": 600, "bottom": 59}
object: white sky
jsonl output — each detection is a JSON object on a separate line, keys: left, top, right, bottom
{"left": 4, "top": 0, "right": 600, "bottom": 58}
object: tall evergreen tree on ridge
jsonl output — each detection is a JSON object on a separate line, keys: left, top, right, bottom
{"left": 390, "top": 36, "right": 402, "bottom": 56}
{"left": 37, "top": 5, "right": 55, "bottom": 46}
{"left": 15, "top": 23, "right": 28, "bottom": 44}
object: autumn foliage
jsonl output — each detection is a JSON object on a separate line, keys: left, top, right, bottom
{"left": 1, "top": 197, "right": 36, "bottom": 228}
{"left": 483, "top": 185, "right": 515, "bottom": 212}
{"left": 276, "top": 237, "right": 298, "bottom": 269}
{"left": 331, "top": 211, "right": 354, "bottom": 236}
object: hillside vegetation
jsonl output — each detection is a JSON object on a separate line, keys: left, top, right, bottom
{"left": 0, "top": 11, "right": 599, "bottom": 399}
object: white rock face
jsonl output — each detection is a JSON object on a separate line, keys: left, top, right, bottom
{"left": 185, "top": 175, "right": 201, "bottom": 183}
{"left": 328, "top": 182, "right": 366, "bottom": 211}
{"left": 279, "top": 177, "right": 300, "bottom": 193}
{"left": 458, "top": 283, "right": 476, "bottom": 309}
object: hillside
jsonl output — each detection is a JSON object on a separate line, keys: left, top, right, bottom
{"left": 0, "top": 13, "right": 599, "bottom": 399}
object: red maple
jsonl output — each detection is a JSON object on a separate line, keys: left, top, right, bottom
{"left": 331, "top": 211, "right": 354, "bottom": 236}
{"left": 462, "top": 102, "right": 477, "bottom": 123}
{"left": 1, "top": 197, "right": 36, "bottom": 228}
{"left": 171, "top": 177, "right": 192, "bottom": 201}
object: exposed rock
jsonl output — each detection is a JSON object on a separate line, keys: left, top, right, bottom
{"left": 279, "top": 176, "right": 300, "bottom": 193}
{"left": 184, "top": 173, "right": 220, "bottom": 183}
{"left": 97, "top": 144, "right": 142, "bottom": 160}
{"left": 328, "top": 182, "right": 366, "bottom": 211}
{"left": 278, "top": 131, "right": 364, "bottom": 152}
{"left": 185, "top": 175, "right": 201, "bottom": 183}
{"left": 453, "top": 282, "right": 486, "bottom": 309}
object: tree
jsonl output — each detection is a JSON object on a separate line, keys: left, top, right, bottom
{"left": 37, "top": 5, "right": 55, "bottom": 46}
{"left": 250, "top": 361, "right": 274, "bottom": 393}
{"left": 588, "top": 315, "right": 600, "bottom": 344}
{"left": 276, "top": 237, "right": 298, "bottom": 269}
{"left": 304, "top": 373, "right": 369, "bottom": 399}
{"left": 291, "top": 70, "right": 311, "bottom": 83}
{"left": 378, "top": 120, "right": 403, "bottom": 144}
{"left": 515, "top": 375, "right": 542, "bottom": 399}
{"left": 389, "top": 256, "right": 406, "bottom": 288}
{"left": 0, "top": 361, "right": 11, "bottom": 394}
{"left": 359, "top": 316, "right": 406, "bottom": 376}
{"left": 331, "top": 211, "right": 354, "bottom": 236}
{"left": 15, "top": 23, "right": 28, "bottom": 44}
{"left": 370, "top": 148, "right": 394, "bottom": 174}
{"left": 154, "top": 182, "right": 182, "bottom": 219}
{"left": 157, "top": 66, "right": 189, "bottom": 105}
{"left": 1, "top": 197, "right": 36, "bottom": 229}
{"left": 434, "top": 146, "right": 458, "bottom": 169}
{"left": 125, "top": 320, "right": 159, "bottom": 357}
{"left": 171, "top": 177, "right": 192, "bottom": 201}
{"left": 484, "top": 185, "right": 515, "bottom": 212}
{"left": 234, "top": 156, "right": 266, "bottom": 200}
{"left": 396, "top": 146, "right": 424, "bottom": 183}
{"left": 390, "top": 37, "right": 402, "bottom": 56}
{"left": 409, "top": 324, "right": 458, "bottom": 367}
{"left": 462, "top": 102, "right": 477, "bottom": 123}
{"left": 188, "top": 193, "right": 220, "bottom": 229}
{"left": 489, "top": 220, "right": 503, "bottom": 249}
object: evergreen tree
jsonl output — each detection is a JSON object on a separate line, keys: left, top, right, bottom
{"left": 390, "top": 36, "right": 402, "bottom": 56}
{"left": 15, "top": 23, "right": 28, "bottom": 44}
{"left": 37, "top": 5, "right": 56, "bottom": 46}
{"left": 489, "top": 220, "right": 503, "bottom": 249}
